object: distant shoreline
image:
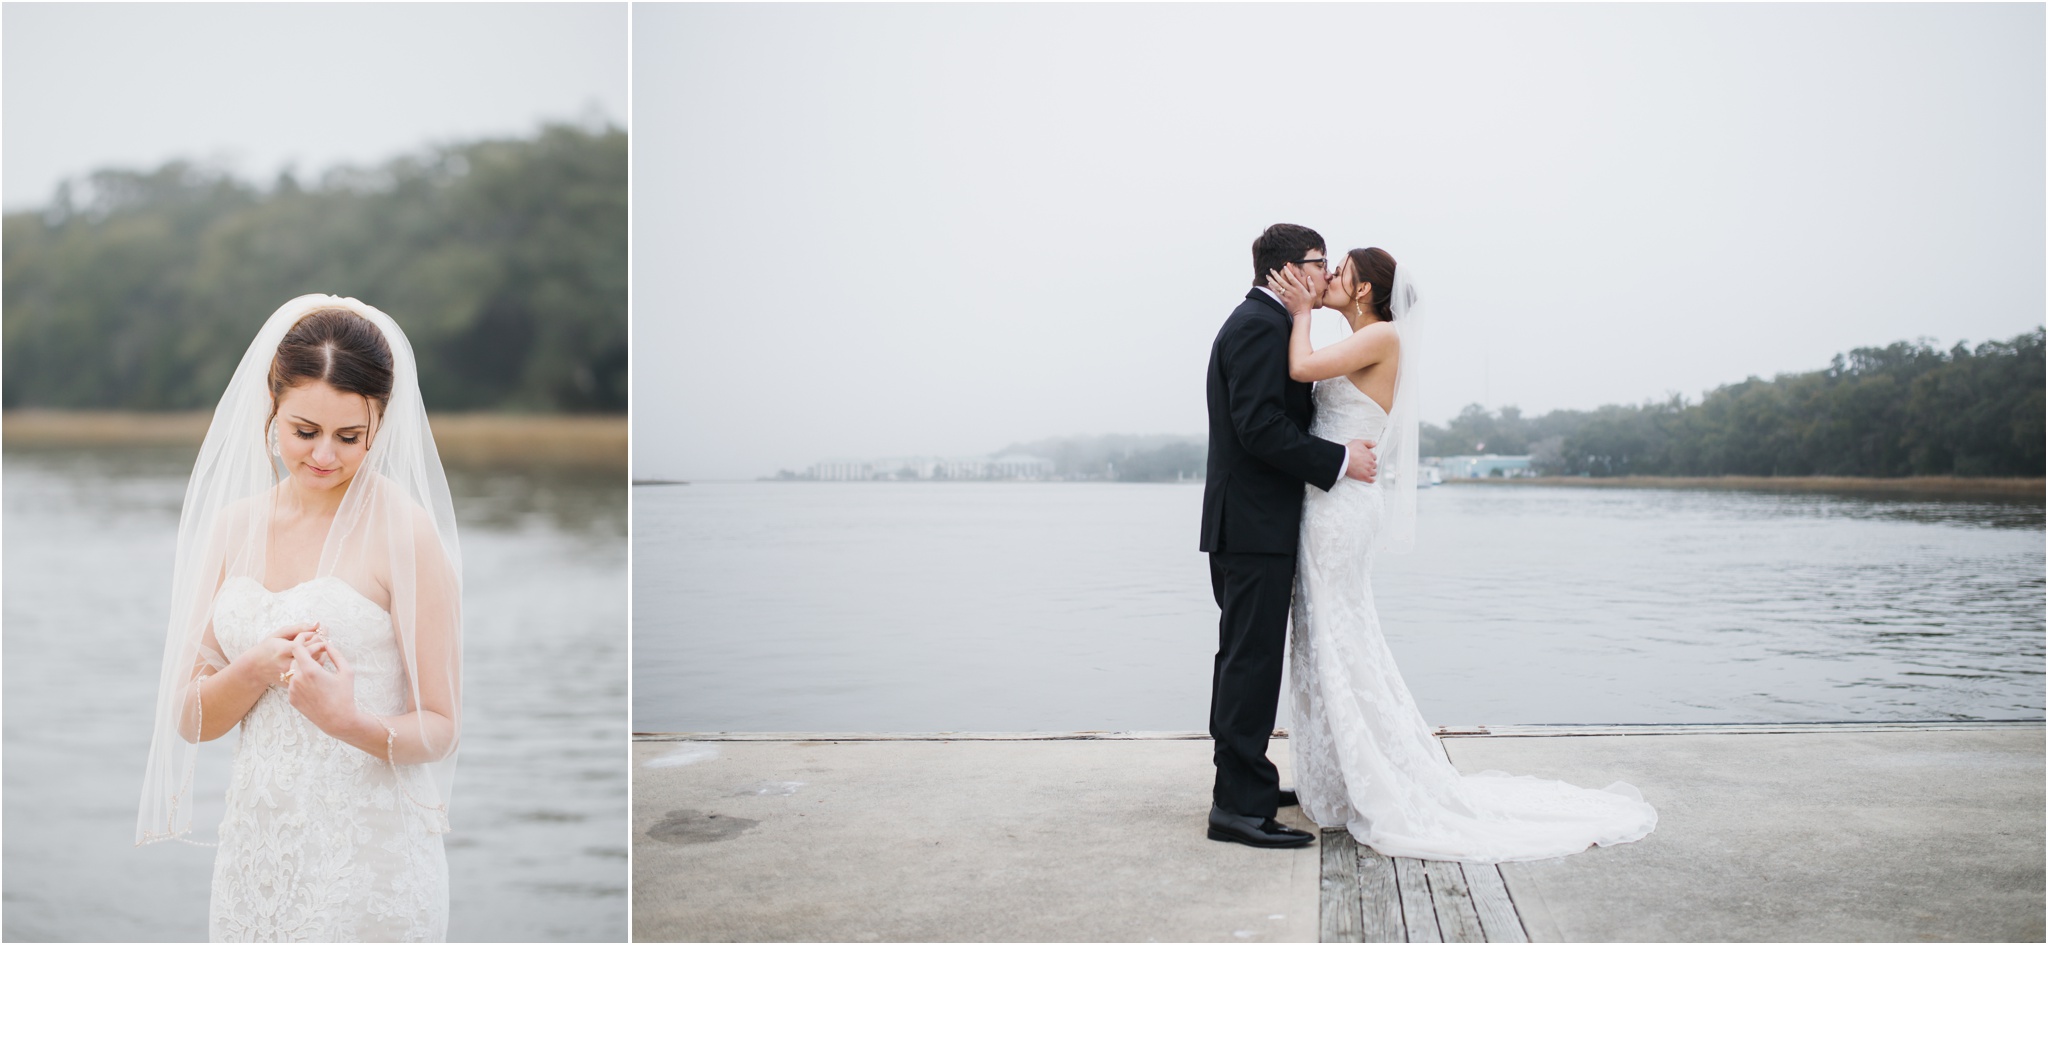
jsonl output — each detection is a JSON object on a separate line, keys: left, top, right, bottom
{"left": 2, "top": 409, "right": 626, "bottom": 471}
{"left": 1445, "top": 475, "right": 2044, "bottom": 497}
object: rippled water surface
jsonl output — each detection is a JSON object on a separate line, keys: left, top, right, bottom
{"left": 3, "top": 447, "right": 626, "bottom": 942}
{"left": 634, "top": 482, "right": 2043, "bottom": 732}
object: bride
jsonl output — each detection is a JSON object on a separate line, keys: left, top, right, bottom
{"left": 1269, "top": 251, "right": 1656, "bottom": 862}
{"left": 136, "top": 295, "right": 463, "bottom": 940}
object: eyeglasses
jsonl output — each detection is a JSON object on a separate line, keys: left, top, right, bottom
{"left": 1291, "top": 256, "right": 1330, "bottom": 273}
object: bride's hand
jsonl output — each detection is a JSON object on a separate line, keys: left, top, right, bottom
{"left": 244, "top": 620, "right": 319, "bottom": 684}
{"left": 284, "top": 635, "right": 363, "bottom": 740}
{"left": 1269, "top": 267, "right": 1316, "bottom": 317}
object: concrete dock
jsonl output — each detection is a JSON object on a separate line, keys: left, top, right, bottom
{"left": 631, "top": 724, "right": 2044, "bottom": 943}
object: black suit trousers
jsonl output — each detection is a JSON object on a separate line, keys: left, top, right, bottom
{"left": 1208, "top": 550, "right": 1295, "bottom": 819}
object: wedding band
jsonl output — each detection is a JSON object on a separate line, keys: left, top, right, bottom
{"left": 280, "top": 669, "right": 296, "bottom": 685}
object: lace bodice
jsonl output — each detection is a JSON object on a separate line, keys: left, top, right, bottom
{"left": 206, "top": 575, "right": 447, "bottom": 942}
{"left": 1309, "top": 376, "right": 1391, "bottom": 445}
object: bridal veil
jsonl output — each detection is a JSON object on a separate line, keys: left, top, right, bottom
{"left": 1378, "top": 263, "right": 1425, "bottom": 555}
{"left": 137, "top": 294, "right": 463, "bottom": 845}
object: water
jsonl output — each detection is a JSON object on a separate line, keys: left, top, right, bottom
{"left": 2, "top": 447, "right": 627, "bottom": 942}
{"left": 634, "top": 481, "right": 2043, "bottom": 732}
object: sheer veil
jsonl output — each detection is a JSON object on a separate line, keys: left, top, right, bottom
{"left": 1378, "top": 264, "right": 1424, "bottom": 555}
{"left": 137, "top": 294, "right": 462, "bottom": 845}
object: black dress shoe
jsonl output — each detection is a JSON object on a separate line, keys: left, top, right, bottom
{"left": 1207, "top": 805, "right": 1313, "bottom": 849}
{"left": 1277, "top": 789, "right": 1298, "bottom": 808}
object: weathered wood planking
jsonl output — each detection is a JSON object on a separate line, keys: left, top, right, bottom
{"left": 1391, "top": 857, "right": 1442, "bottom": 942}
{"left": 1462, "top": 862, "right": 1529, "bottom": 943}
{"left": 1356, "top": 845, "right": 1406, "bottom": 943}
{"left": 1319, "top": 831, "right": 1364, "bottom": 943}
{"left": 1421, "top": 860, "right": 1486, "bottom": 943}
{"left": 1328, "top": 845, "right": 1525, "bottom": 944}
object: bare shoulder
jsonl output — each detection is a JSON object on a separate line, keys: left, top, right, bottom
{"left": 392, "top": 485, "right": 458, "bottom": 574}
{"left": 408, "top": 501, "right": 451, "bottom": 555}
{"left": 212, "top": 489, "right": 275, "bottom": 547}
{"left": 1331, "top": 320, "right": 1399, "bottom": 365}
{"left": 343, "top": 472, "right": 457, "bottom": 563}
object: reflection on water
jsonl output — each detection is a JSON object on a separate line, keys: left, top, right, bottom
{"left": 2, "top": 447, "right": 626, "bottom": 942}
{"left": 634, "top": 482, "right": 2043, "bottom": 734}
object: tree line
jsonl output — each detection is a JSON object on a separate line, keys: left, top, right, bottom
{"left": 1003, "top": 327, "right": 2041, "bottom": 482}
{"left": 1421, "top": 329, "right": 2044, "bottom": 478}
{"left": 3, "top": 123, "right": 627, "bottom": 413}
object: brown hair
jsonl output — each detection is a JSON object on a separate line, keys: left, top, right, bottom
{"left": 266, "top": 307, "right": 394, "bottom": 428}
{"left": 1252, "top": 223, "right": 1326, "bottom": 287}
{"left": 1347, "top": 247, "right": 1398, "bottom": 321}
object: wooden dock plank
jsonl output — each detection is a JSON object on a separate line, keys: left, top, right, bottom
{"left": 1356, "top": 845, "right": 1405, "bottom": 943}
{"left": 1392, "top": 857, "right": 1441, "bottom": 942}
{"left": 1325, "top": 842, "right": 1524, "bottom": 945}
{"left": 1319, "top": 831, "right": 1363, "bottom": 943}
{"left": 1463, "top": 862, "right": 1529, "bottom": 943}
{"left": 1422, "top": 860, "right": 1486, "bottom": 943}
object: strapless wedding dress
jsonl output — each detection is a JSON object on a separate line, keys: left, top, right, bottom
{"left": 1288, "top": 377, "right": 1657, "bottom": 862}
{"left": 208, "top": 575, "right": 448, "bottom": 941}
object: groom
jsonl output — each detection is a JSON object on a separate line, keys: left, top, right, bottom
{"left": 1200, "top": 223, "right": 1377, "bottom": 849}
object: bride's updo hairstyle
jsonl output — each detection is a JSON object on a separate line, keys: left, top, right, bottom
{"left": 266, "top": 307, "right": 396, "bottom": 428}
{"left": 1348, "top": 247, "right": 1398, "bottom": 322}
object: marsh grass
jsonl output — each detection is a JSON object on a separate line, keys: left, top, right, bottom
{"left": 2, "top": 410, "right": 625, "bottom": 474}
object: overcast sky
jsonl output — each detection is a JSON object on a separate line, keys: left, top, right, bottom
{"left": 1, "top": 2, "right": 627, "bottom": 211}
{"left": 635, "top": 3, "right": 2043, "bottom": 481}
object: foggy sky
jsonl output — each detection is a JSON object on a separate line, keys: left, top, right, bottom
{"left": 634, "top": 3, "right": 2044, "bottom": 481}
{"left": 1, "top": 2, "right": 627, "bottom": 210}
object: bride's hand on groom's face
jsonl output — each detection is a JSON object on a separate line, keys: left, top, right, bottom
{"left": 1269, "top": 268, "right": 1317, "bottom": 317}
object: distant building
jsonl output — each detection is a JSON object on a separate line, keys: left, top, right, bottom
{"left": 1435, "top": 454, "right": 1534, "bottom": 479}
{"left": 931, "top": 457, "right": 981, "bottom": 480}
{"left": 801, "top": 453, "right": 1054, "bottom": 481}
{"left": 985, "top": 454, "right": 1053, "bottom": 479}
{"left": 808, "top": 459, "right": 873, "bottom": 481}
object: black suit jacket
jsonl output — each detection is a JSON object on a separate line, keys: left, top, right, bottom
{"left": 1199, "top": 289, "right": 1346, "bottom": 555}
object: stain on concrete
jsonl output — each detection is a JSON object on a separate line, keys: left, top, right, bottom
{"left": 647, "top": 809, "right": 759, "bottom": 844}
{"left": 733, "top": 780, "right": 805, "bottom": 797}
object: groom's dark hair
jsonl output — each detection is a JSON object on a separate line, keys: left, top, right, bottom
{"left": 1252, "top": 224, "right": 1325, "bottom": 288}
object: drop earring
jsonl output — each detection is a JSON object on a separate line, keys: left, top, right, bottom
{"left": 266, "top": 422, "right": 281, "bottom": 458}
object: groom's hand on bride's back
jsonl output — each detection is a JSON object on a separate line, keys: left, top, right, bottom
{"left": 1345, "top": 440, "right": 1378, "bottom": 483}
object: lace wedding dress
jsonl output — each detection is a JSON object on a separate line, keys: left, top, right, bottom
{"left": 208, "top": 575, "right": 449, "bottom": 941}
{"left": 1288, "top": 377, "right": 1657, "bottom": 862}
